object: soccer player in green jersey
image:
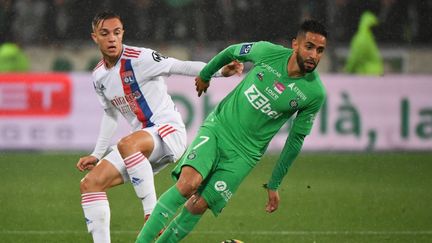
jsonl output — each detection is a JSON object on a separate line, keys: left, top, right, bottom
{"left": 136, "top": 19, "right": 328, "bottom": 242}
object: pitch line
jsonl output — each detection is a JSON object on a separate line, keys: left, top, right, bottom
{"left": 1, "top": 230, "right": 432, "bottom": 235}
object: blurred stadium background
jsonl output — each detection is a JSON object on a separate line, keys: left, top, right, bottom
{"left": 0, "top": 1, "right": 431, "bottom": 243}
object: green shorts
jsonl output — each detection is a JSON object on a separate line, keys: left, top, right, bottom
{"left": 172, "top": 126, "right": 254, "bottom": 216}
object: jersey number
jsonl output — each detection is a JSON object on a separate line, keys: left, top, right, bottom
{"left": 192, "top": 136, "right": 210, "bottom": 150}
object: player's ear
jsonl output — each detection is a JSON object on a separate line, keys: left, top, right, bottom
{"left": 91, "top": 32, "right": 98, "bottom": 44}
{"left": 291, "top": 38, "right": 298, "bottom": 51}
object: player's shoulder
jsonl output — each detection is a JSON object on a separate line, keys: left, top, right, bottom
{"left": 306, "top": 71, "right": 326, "bottom": 98}
{"left": 122, "top": 44, "right": 144, "bottom": 59}
{"left": 242, "top": 41, "right": 289, "bottom": 59}
{"left": 92, "top": 59, "right": 106, "bottom": 80}
{"left": 254, "top": 41, "right": 288, "bottom": 52}
{"left": 123, "top": 44, "right": 169, "bottom": 63}
{"left": 92, "top": 58, "right": 104, "bottom": 71}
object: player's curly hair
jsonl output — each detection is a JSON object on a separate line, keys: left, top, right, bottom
{"left": 297, "top": 19, "right": 328, "bottom": 39}
{"left": 92, "top": 11, "right": 123, "bottom": 31}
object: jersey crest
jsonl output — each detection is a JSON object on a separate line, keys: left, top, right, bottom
{"left": 121, "top": 70, "right": 136, "bottom": 85}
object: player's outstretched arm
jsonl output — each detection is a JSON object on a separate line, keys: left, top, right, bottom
{"left": 76, "top": 155, "right": 99, "bottom": 172}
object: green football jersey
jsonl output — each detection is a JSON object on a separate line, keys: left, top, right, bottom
{"left": 200, "top": 41, "right": 326, "bottom": 165}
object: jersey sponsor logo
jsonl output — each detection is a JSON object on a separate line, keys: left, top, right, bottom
{"left": 287, "top": 83, "right": 307, "bottom": 101}
{"left": 152, "top": 51, "right": 167, "bottom": 62}
{"left": 244, "top": 84, "right": 283, "bottom": 119}
{"left": 110, "top": 91, "right": 142, "bottom": 111}
{"left": 121, "top": 70, "right": 136, "bottom": 84}
{"left": 261, "top": 63, "right": 281, "bottom": 78}
{"left": 256, "top": 72, "right": 264, "bottom": 81}
{"left": 0, "top": 74, "right": 71, "bottom": 116}
{"left": 239, "top": 43, "right": 253, "bottom": 55}
{"left": 273, "top": 81, "right": 285, "bottom": 94}
{"left": 264, "top": 86, "right": 279, "bottom": 100}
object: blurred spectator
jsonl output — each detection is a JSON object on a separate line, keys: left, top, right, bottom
{"left": 0, "top": 42, "right": 29, "bottom": 72}
{"left": 231, "top": 0, "right": 260, "bottom": 41}
{"left": 300, "top": 0, "right": 327, "bottom": 26}
{"left": 0, "top": 0, "right": 429, "bottom": 46}
{"left": 0, "top": 0, "right": 14, "bottom": 43}
{"left": 45, "top": 0, "right": 71, "bottom": 43}
{"left": 11, "top": 0, "right": 48, "bottom": 44}
{"left": 130, "top": 0, "right": 158, "bottom": 41}
{"left": 375, "top": 0, "right": 409, "bottom": 43}
{"left": 330, "top": 0, "right": 379, "bottom": 43}
{"left": 51, "top": 56, "right": 73, "bottom": 71}
{"left": 198, "top": 0, "right": 228, "bottom": 41}
{"left": 68, "top": 1, "right": 98, "bottom": 40}
{"left": 344, "top": 11, "right": 383, "bottom": 75}
{"left": 163, "top": 0, "right": 197, "bottom": 40}
{"left": 414, "top": 0, "right": 432, "bottom": 42}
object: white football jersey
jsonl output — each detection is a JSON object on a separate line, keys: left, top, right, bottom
{"left": 92, "top": 44, "right": 185, "bottom": 131}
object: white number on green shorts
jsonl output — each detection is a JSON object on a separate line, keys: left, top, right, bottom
{"left": 192, "top": 136, "right": 210, "bottom": 150}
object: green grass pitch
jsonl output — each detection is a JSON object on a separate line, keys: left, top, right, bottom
{"left": 0, "top": 152, "right": 431, "bottom": 243}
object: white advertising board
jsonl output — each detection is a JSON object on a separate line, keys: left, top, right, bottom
{"left": 0, "top": 73, "right": 431, "bottom": 152}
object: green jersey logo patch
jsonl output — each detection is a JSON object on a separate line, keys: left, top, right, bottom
{"left": 290, "top": 99, "right": 298, "bottom": 108}
{"left": 187, "top": 151, "right": 196, "bottom": 160}
{"left": 239, "top": 43, "right": 253, "bottom": 55}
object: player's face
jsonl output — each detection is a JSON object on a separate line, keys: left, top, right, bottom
{"left": 293, "top": 32, "right": 326, "bottom": 73}
{"left": 91, "top": 18, "right": 124, "bottom": 62}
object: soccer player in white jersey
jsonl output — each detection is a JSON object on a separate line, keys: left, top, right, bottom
{"left": 76, "top": 11, "right": 243, "bottom": 243}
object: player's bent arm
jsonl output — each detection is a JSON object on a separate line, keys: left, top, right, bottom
{"left": 266, "top": 130, "right": 306, "bottom": 190}
{"left": 90, "top": 107, "right": 119, "bottom": 160}
{"left": 199, "top": 42, "right": 267, "bottom": 82}
{"left": 199, "top": 45, "right": 239, "bottom": 82}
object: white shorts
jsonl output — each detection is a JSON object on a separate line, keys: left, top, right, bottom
{"left": 103, "top": 124, "right": 187, "bottom": 182}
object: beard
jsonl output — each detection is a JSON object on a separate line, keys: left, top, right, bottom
{"left": 296, "top": 54, "right": 317, "bottom": 73}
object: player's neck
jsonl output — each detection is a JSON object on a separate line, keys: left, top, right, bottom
{"left": 287, "top": 53, "right": 305, "bottom": 78}
{"left": 103, "top": 55, "right": 120, "bottom": 68}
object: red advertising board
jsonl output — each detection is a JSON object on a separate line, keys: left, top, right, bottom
{"left": 0, "top": 73, "right": 71, "bottom": 116}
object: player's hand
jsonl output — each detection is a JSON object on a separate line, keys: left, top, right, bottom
{"left": 221, "top": 60, "right": 244, "bottom": 77}
{"left": 265, "top": 189, "right": 280, "bottom": 213}
{"left": 76, "top": 155, "right": 99, "bottom": 172}
{"left": 195, "top": 76, "right": 210, "bottom": 97}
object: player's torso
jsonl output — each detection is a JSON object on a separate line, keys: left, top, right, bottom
{"left": 212, "top": 49, "right": 321, "bottom": 159}
{"left": 221, "top": 53, "right": 317, "bottom": 131}
{"left": 93, "top": 46, "right": 182, "bottom": 130}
